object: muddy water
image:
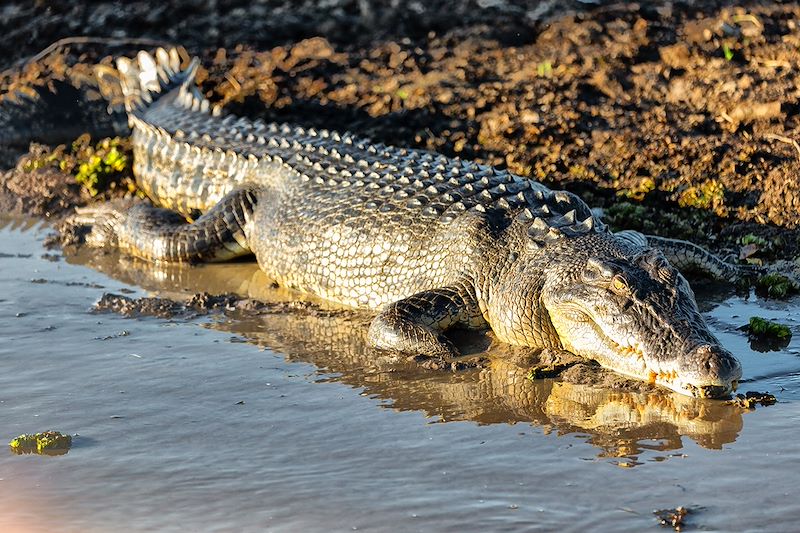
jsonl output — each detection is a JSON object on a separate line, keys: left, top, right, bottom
{"left": 1, "top": 217, "right": 799, "bottom": 532}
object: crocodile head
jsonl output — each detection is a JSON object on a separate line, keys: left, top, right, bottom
{"left": 539, "top": 241, "right": 742, "bottom": 398}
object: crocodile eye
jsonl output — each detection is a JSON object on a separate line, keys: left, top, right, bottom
{"left": 584, "top": 257, "right": 616, "bottom": 283}
{"left": 610, "top": 275, "right": 628, "bottom": 294}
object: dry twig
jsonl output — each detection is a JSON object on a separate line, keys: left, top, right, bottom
{"left": 764, "top": 133, "right": 800, "bottom": 160}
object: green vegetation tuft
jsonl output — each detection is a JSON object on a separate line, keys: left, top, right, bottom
{"left": 741, "top": 234, "right": 769, "bottom": 247}
{"left": 601, "top": 201, "right": 715, "bottom": 242}
{"left": 677, "top": 179, "right": 726, "bottom": 214}
{"left": 75, "top": 139, "right": 128, "bottom": 196}
{"left": 9, "top": 431, "right": 72, "bottom": 455}
{"left": 537, "top": 60, "right": 553, "bottom": 77}
{"left": 748, "top": 316, "right": 792, "bottom": 340}
{"left": 755, "top": 273, "right": 796, "bottom": 299}
{"left": 722, "top": 43, "right": 734, "bottom": 61}
{"left": 21, "top": 134, "right": 134, "bottom": 196}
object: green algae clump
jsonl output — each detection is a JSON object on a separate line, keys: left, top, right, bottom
{"left": 755, "top": 273, "right": 796, "bottom": 299}
{"left": 748, "top": 317, "right": 791, "bottom": 340}
{"left": 9, "top": 431, "right": 72, "bottom": 456}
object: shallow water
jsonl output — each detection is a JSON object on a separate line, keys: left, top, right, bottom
{"left": 1, "top": 217, "right": 799, "bottom": 532}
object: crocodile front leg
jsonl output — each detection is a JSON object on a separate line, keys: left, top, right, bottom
{"left": 63, "top": 186, "right": 259, "bottom": 262}
{"left": 367, "top": 283, "right": 487, "bottom": 367}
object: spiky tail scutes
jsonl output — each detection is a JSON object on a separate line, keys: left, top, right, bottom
{"left": 0, "top": 45, "right": 202, "bottom": 168}
{"left": 115, "top": 47, "right": 214, "bottom": 118}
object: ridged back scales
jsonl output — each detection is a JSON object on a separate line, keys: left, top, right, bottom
{"left": 130, "top": 78, "right": 603, "bottom": 308}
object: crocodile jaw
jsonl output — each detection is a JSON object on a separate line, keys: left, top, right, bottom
{"left": 549, "top": 305, "right": 742, "bottom": 399}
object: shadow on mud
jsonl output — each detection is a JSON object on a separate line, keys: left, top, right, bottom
{"left": 64, "top": 247, "right": 745, "bottom": 466}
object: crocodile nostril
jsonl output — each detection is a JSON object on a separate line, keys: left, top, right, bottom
{"left": 695, "top": 346, "right": 719, "bottom": 371}
{"left": 694, "top": 344, "right": 741, "bottom": 379}
{"left": 695, "top": 345, "right": 720, "bottom": 373}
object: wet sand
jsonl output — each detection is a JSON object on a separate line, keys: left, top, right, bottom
{"left": 2, "top": 218, "right": 799, "bottom": 531}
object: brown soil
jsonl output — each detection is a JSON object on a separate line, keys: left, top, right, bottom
{"left": 0, "top": 164, "right": 84, "bottom": 218}
{"left": 2, "top": 1, "right": 800, "bottom": 257}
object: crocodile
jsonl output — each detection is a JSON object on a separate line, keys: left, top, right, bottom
{"left": 16, "top": 49, "right": 746, "bottom": 397}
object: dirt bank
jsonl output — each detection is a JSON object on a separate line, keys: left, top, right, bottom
{"left": 2, "top": 1, "right": 800, "bottom": 257}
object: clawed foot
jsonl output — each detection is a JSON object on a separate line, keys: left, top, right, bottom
{"left": 59, "top": 198, "right": 139, "bottom": 248}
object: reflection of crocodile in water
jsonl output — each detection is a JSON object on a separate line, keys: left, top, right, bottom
{"left": 3, "top": 48, "right": 748, "bottom": 396}
{"left": 62, "top": 248, "right": 744, "bottom": 464}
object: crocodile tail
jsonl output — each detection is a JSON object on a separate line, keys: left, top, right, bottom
{"left": 116, "top": 48, "right": 210, "bottom": 116}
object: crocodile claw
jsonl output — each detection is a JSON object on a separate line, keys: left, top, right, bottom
{"left": 60, "top": 199, "right": 138, "bottom": 247}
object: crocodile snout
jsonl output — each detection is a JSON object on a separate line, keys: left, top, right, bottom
{"left": 692, "top": 344, "right": 742, "bottom": 381}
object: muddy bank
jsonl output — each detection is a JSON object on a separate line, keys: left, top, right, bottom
{"left": 2, "top": 1, "right": 800, "bottom": 257}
